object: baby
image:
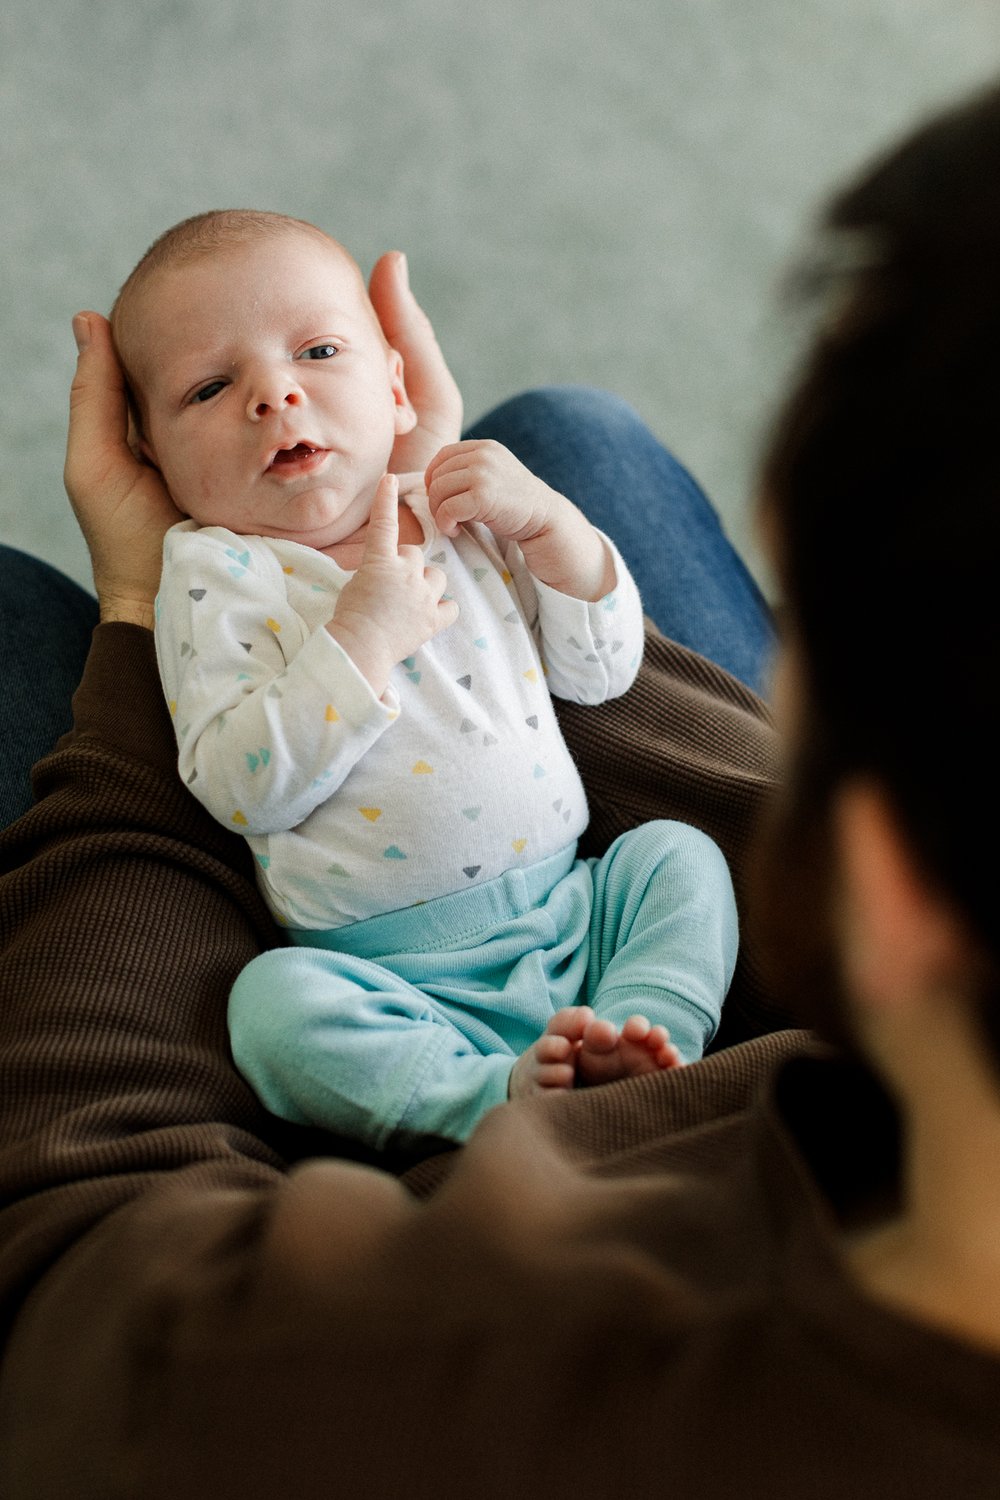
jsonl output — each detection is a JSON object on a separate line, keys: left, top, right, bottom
{"left": 111, "top": 209, "right": 738, "bottom": 1148}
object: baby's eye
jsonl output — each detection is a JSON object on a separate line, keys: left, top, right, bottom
{"left": 191, "top": 379, "right": 226, "bottom": 404}
{"left": 299, "top": 343, "right": 340, "bottom": 361}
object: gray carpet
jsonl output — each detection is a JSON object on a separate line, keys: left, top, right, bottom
{"left": 2, "top": 0, "right": 997, "bottom": 597}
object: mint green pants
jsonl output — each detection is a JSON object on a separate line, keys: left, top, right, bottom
{"left": 228, "top": 820, "right": 738, "bottom": 1149}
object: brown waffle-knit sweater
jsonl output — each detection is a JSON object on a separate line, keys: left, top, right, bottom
{"left": 1, "top": 623, "right": 998, "bottom": 1498}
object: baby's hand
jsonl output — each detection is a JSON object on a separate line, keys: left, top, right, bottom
{"left": 327, "top": 473, "right": 459, "bottom": 697}
{"left": 425, "top": 440, "right": 559, "bottom": 543}
{"left": 425, "top": 439, "right": 616, "bottom": 600}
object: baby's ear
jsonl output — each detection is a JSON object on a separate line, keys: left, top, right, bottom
{"left": 388, "top": 348, "right": 418, "bottom": 435}
{"left": 134, "top": 425, "right": 160, "bottom": 471}
{"left": 121, "top": 384, "right": 159, "bottom": 468}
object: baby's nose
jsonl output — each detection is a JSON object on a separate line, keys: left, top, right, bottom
{"left": 247, "top": 377, "right": 303, "bottom": 420}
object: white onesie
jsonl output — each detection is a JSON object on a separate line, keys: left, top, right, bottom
{"left": 154, "top": 477, "right": 644, "bottom": 931}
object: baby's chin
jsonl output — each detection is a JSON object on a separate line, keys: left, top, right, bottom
{"left": 191, "top": 483, "right": 371, "bottom": 551}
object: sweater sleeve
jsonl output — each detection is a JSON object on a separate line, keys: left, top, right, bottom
{"left": 155, "top": 528, "right": 398, "bottom": 835}
{"left": 0, "top": 618, "right": 801, "bottom": 1499}
{"left": 0, "top": 626, "right": 287, "bottom": 1234}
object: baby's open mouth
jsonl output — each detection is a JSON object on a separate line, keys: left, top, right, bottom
{"left": 270, "top": 443, "right": 319, "bottom": 466}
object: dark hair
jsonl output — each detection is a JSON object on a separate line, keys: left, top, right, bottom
{"left": 757, "top": 81, "right": 1000, "bottom": 1057}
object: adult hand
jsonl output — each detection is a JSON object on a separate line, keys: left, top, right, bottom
{"left": 368, "top": 253, "right": 463, "bottom": 474}
{"left": 64, "top": 312, "right": 184, "bottom": 628}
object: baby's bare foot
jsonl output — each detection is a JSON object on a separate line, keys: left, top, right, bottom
{"left": 576, "top": 1013, "right": 682, "bottom": 1087}
{"left": 509, "top": 1006, "right": 595, "bottom": 1099}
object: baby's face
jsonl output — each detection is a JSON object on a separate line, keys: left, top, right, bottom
{"left": 128, "top": 233, "right": 415, "bottom": 549}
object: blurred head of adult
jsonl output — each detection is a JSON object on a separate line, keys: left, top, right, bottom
{"left": 756, "top": 81, "right": 1000, "bottom": 1096}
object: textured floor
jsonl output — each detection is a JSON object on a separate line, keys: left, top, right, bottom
{"left": 2, "top": 0, "right": 997, "bottom": 596}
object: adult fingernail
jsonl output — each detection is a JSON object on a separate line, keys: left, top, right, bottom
{"left": 72, "top": 313, "right": 91, "bottom": 352}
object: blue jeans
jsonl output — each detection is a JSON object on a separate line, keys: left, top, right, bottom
{"left": 0, "top": 546, "right": 99, "bottom": 829}
{"left": 0, "top": 388, "right": 773, "bottom": 829}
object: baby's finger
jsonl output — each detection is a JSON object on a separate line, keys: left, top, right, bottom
{"left": 431, "top": 493, "right": 479, "bottom": 537}
{"left": 435, "top": 596, "right": 461, "bottom": 633}
{"left": 424, "top": 440, "right": 482, "bottom": 487}
{"left": 362, "top": 473, "right": 400, "bottom": 560}
{"left": 422, "top": 563, "right": 449, "bottom": 598}
{"left": 427, "top": 460, "right": 477, "bottom": 499}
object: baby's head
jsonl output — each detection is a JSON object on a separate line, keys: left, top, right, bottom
{"left": 111, "top": 210, "right": 416, "bottom": 550}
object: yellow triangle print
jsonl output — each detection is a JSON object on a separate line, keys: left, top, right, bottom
{"left": 359, "top": 807, "right": 382, "bottom": 822}
{"left": 168, "top": 700, "right": 177, "bottom": 717}
{"left": 266, "top": 617, "right": 281, "bottom": 633}
{"left": 501, "top": 569, "right": 512, "bottom": 584}
{"left": 512, "top": 838, "right": 527, "bottom": 853}
{"left": 325, "top": 703, "right": 339, "bottom": 722}
{"left": 232, "top": 810, "right": 249, "bottom": 827}
{"left": 412, "top": 760, "right": 434, "bottom": 774}
{"left": 523, "top": 668, "right": 538, "bottom": 683}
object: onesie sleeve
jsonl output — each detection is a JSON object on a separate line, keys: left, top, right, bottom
{"left": 505, "top": 532, "right": 645, "bottom": 704}
{"left": 154, "top": 525, "right": 399, "bottom": 836}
